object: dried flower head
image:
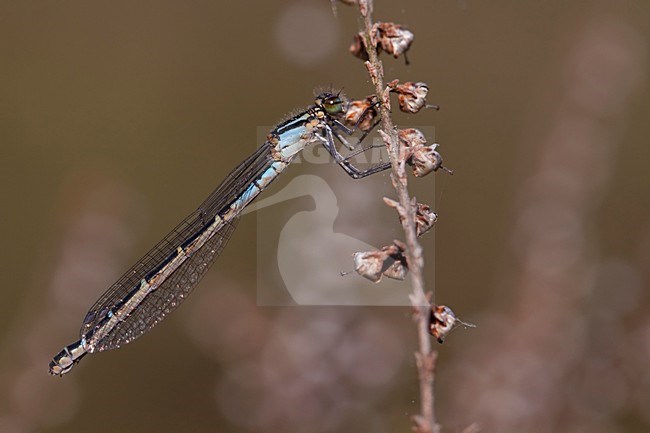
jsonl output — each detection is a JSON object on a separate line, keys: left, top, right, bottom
{"left": 353, "top": 240, "right": 408, "bottom": 283}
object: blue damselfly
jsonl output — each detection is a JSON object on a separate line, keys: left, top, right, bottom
{"left": 49, "top": 92, "right": 390, "bottom": 376}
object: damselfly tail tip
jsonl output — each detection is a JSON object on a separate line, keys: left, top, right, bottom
{"left": 48, "top": 340, "right": 88, "bottom": 377}
{"left": 48, "top": 359, "right": 67, "bottom": 377}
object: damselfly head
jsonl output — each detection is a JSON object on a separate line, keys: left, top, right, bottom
{"left": 315, "top": 92, "right": 345, "bottom": 116}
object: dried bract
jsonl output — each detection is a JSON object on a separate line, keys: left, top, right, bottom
{"left": 353, "top": 240, "right": 408, "bottom": 283}
{"left": 349, "top": 34, "right": 369, "bottom": 61}
{"left": 390, "top": 81, "right": 438, "bottom": 114}
{"left": 344, "top": 95, "right": 378, "bottom": 131}
{"left": 382, "top": 196, "right": 402, "bottom": 212}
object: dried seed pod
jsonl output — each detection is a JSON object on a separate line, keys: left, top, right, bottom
{"left": 428, "top": 305, "right": 475, "bottom": 343}
{"left": 384, "top": 240, "right": 408, "bottom": 281}
{"left": 411, "top": 144, "right": 444, "bottom": 177}
{"left": 344, "top": 95, "right": 378, "bottom": 131}
{"left": 350, "top": 22, "right": 414, "bottom": 62}
{"left": 384, "top": 197, "right": 437, "bottom": 237}
{"left": 390, "top": 81, "right": 438, "bottom": 114}
{"left": 353, "top": 250, "right": 386, "bottom": 282}
{"left": 353, "top": 240, "right": 408, "bottom": 283}
{"left": 414, "top": 202, "right": 437, "bottom": 236}
{"left": 397, "top": 128, "right": 427, "bottom": 166}
{"left": 397, "top": 128, "right": 453, "bottom": 176}
{"left": 398, "top": 128, "right": 428, "bottom": 149}
{"left": 374, "top": 22, "right": 414, "bottom": 59}
{"left": 382, "top": 259, "right": 408, "bottom": 281}
{"left": 429, "top": 305, "right": 457, "bottom": 343}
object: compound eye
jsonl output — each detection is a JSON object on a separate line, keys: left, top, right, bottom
{"left": 323, "top": 96, "right": 343, "bottom": 115}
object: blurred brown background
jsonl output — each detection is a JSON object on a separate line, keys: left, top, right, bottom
{"left": 1, "top": 1, "right": 649, "bottom": 432}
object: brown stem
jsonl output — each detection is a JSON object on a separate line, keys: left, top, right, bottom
{"left": 357, "top": 1, "right": 438, "bottom": 432}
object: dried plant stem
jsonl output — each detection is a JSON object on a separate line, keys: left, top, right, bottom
{"left": 357, "top": 1, "right": 438, "bottom": 432}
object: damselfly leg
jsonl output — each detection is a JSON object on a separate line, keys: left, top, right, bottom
{"left": 317, "top": 123, "right": 391, "bottom": 179}
{"left": 331, "top": 117, "right": 382, "bottom": 150}
{"left": 319, "top": 97, "right": 391, "bottom": 179}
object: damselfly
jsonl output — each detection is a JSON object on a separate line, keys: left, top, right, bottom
{"left": 49, "top": 92, "right": 390, "bottom": 376}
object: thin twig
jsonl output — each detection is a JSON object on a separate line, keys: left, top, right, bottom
{"left": 356, "top": 1, "right": 438, "bottom": 432}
